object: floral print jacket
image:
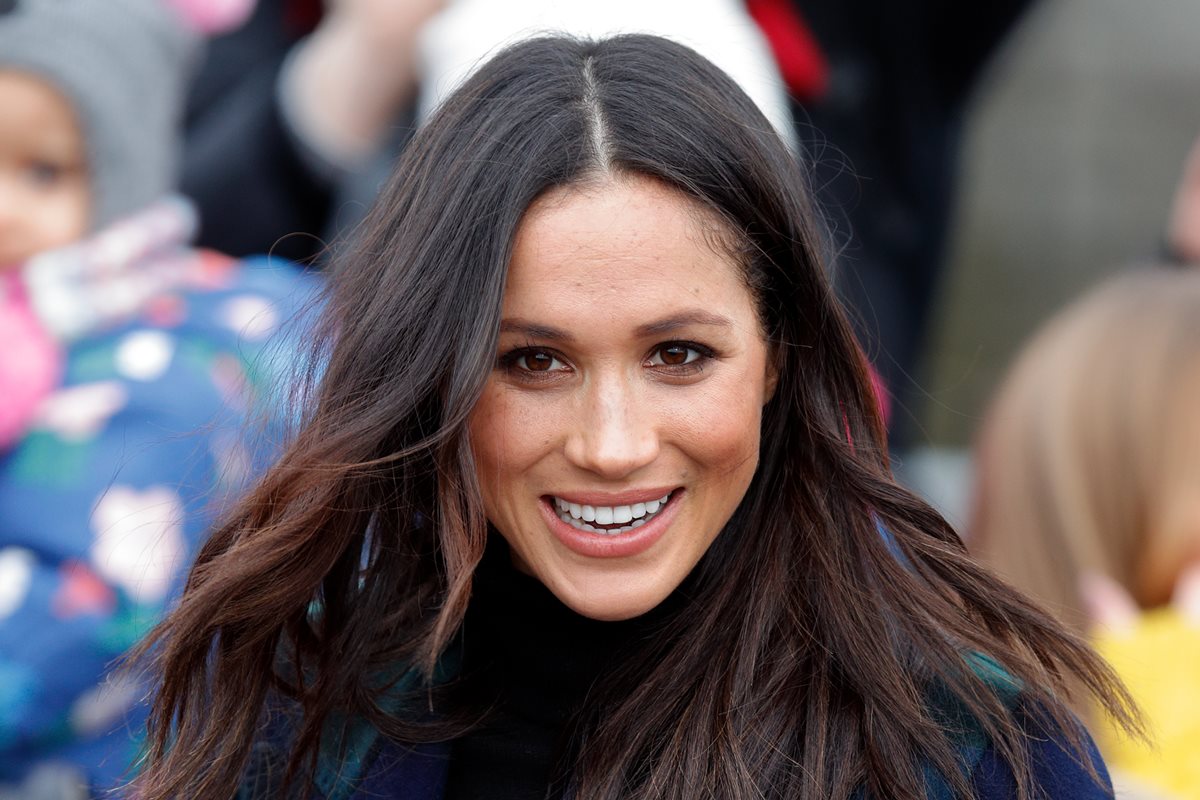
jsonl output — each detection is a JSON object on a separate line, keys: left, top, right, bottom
{"left": 0, "top": 198, "right": 318, "bottom": 792}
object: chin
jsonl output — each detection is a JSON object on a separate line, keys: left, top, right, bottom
{"left": 546, "top": 569, "right": 672, "bottom": 622}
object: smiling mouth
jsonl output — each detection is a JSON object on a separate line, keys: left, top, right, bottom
{"left": 549, "top": 492, "right": 676, "bottom": 535}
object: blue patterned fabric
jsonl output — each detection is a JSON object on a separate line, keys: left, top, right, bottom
{"left": 0, "top": 253, "right": 317, "bottom": 792}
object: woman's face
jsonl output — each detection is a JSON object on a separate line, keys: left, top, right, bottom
{"left": 469, "top": 175, "right": 776, "bottom": 621}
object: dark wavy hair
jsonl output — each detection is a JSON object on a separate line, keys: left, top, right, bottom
{"left": 135, "top": 34, "right": 1135, "bottom": 799}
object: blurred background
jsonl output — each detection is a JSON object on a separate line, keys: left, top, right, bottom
{"left": 899, "top": 0, "right": 1200, "bottom": 526}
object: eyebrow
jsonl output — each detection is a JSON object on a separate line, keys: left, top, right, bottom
{"left": 634, "top": 311, "right": 734, "bottom": 337}
{"left": 499, "top": 310, "right": 734, "bottom": 342}
{"left": 499, "top": 319, "right": 575, "bottom": 342}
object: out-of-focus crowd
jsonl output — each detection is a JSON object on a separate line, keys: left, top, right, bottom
{"left": 0, "top": 0, "right": 1196, "bottom": 797}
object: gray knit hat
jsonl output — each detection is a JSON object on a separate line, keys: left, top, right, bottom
{"left": 0, "top": 0, "right": 200, "bottom": 229}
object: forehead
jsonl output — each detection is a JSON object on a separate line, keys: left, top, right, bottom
{"left": 505, "top": 176, "right": 757, "bottom": 325}
{"left": 0, "top": 70, "right": 84, "bottom": 153}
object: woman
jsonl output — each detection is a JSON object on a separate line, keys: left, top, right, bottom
{"left": 136, "top": 35, "right": 1133, "bottom": 799}
{"left": 971, "top": 270, "right": 1200, "bottom": 798}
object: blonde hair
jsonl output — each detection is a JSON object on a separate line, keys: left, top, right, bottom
{"left": 971, "top": 269, "right": 1200, "bottom": 634}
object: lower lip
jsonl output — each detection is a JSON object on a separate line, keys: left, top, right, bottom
{"left": 540, "top": 492, "right": 683, "bottom": 559}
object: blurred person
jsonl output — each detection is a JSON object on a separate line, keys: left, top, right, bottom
{"left": 182, "top": 0, "right": 789, "bottom": 263}
{"left": 181, "top": 0, "right": 435, "bottom": 262}
{"left": 0, "top": 0, "right": 315, "bottom": 793}
{"left": 970, "top": 269, "right": 1200, "bottom": 799}
{"left": 137, "top": 34, "right": 1131, "bottom": 800}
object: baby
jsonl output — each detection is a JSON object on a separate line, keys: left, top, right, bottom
{"left": 0, "top": 0, "right": 315, "bottom": 793}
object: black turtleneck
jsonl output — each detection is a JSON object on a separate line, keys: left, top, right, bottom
{"left": 441, "top": 541, "right": 671, "bottom": 800}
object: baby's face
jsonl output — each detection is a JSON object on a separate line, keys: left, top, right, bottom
{"left": 0, "top": 71, "right": 89, "bottom": 268}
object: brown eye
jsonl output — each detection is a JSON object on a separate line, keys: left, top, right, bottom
{"left": 647, "top": 343, "right": 709, "bottom": 369}
{"left": 25, "top": 160, "right": 69, "bottom": 187}
{"left": 659, "top": 345, "right": 689, "bottom": 365}
{"left": 517, "top": 351, "right": 562, "bottom": 372}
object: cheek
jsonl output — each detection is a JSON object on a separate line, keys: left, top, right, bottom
{"left": 669, "top": 366, "right": 765, "bottom": 482}
{"left": 691, "top": 359, "right": 763, "bottom": 441}
{"left": 34, "top": 186, "right": 89, "bottom": 250}
{"left": 467, "top": 386, "right": 510, "bottom": 497}
{"left": 468, "top": 383, "right": 553, "bottom": 498}
{"left": 61, "top": 183, "right": 90, "bottom": 238}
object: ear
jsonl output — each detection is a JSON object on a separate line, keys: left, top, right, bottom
{"left": 762, "top": 349, "right": 779, "bottom": 405}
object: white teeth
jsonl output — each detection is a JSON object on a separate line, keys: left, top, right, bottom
{"left": 551, "top": 491, "right": 675, "bottom": 536}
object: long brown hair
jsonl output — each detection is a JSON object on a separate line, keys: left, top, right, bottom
{"left": 972, "top": 269, "right": 1200, "bottom": 631}
{"left": 135, "top": 34, "right": 1135, "bottom": 799}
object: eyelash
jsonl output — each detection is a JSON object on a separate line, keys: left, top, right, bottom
{"left": 497, "top": 341, "right": 717, "bottom": 381}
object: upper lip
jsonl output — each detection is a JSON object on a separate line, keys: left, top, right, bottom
{"left": 546, "top": 487, "right": 679, "bottom": 506}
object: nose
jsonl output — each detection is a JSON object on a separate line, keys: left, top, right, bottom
{"left": 563, "top": 373, "right": 660, "bottom": 480}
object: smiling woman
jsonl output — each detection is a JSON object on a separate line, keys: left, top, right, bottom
{"left": 136, "top": 34, "right": 1135, "bottom": 800}
{"left": 470, "top": 177, "right": 775, "bottom": 621}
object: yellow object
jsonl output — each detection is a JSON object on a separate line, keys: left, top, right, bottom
{"left": 1093, "top": 608, "right": 1200, "bottom": 799}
